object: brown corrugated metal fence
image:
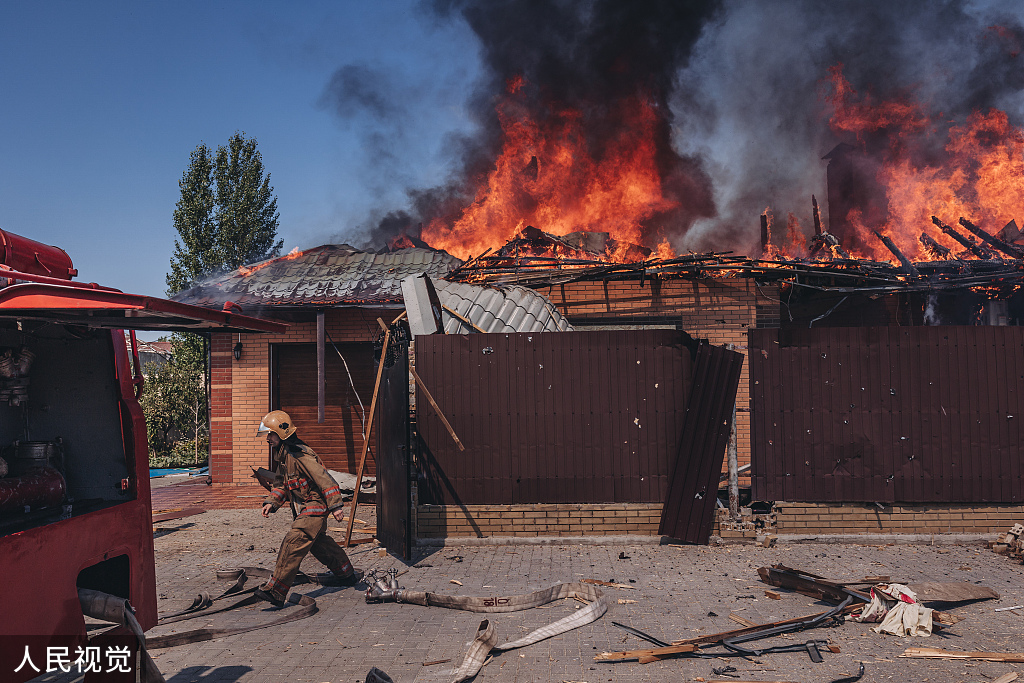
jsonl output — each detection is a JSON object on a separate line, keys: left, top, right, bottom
{"left": 659, "top": 342, "right": 744, "bottom": 543}
{"left": 750, "top": 326, "right": 1024, "bottom": 503}
{"left": 415, "top": 330, "right": 693, "bottom": 505}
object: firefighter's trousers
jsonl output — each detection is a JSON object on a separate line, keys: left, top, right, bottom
{"left": 264, "top": 514, "right": 353, "bottom": 598}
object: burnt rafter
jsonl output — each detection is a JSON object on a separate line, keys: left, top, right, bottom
{"left": 919, "top": 233, "right": 954, "bottom": 261}
{"left": 448, "top": 242, "right": 1024, "bottom": 298}
{"left": 931, "top": 216, "right": 999, "bottom": 260}
{"left": 958, "top": 217, "right": 1024, "bottom": 259}
{"left": 873, "top": 231, "right": 920, "bottom": 278}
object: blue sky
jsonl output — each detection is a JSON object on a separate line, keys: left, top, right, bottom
{"left": 0, "top": 1, "right": 480, "bottom": 299}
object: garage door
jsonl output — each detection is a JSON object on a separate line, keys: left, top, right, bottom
{"left": 273, "top": 342, "right": 377, "bottom": 474}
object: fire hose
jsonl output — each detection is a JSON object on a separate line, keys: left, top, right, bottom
{"left": 145, "top": 567, "right": 319, "bottom": 649}
{"left": 79, "top": 569, "right": 322, "bottom": 681}
{"left": 364, "top": 570, "right": 609, "bottom": 683}
{"left": 79, "top": 588, "right": 164, "bottom": 683}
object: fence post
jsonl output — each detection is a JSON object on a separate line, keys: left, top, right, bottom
{"left": 726, "top": 343, "right": 739, "bottom": 520}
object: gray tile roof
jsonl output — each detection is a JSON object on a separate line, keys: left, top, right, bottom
{"left": 171, "top": 245, "right": 462, "bottom": 309}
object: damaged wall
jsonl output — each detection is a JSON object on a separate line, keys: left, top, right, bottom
{"left": 751, "top": 326, "right": 1024, "bottom": 504}
{"left": 535, "top": 277, "right": 761, "bottom": 479}
{"left": 415, "top": 330, "right": 693, "bottom": 505}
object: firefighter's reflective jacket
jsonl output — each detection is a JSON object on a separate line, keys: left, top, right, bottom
{"left": 263, "top": 440, "right": 344, "bottom": 517}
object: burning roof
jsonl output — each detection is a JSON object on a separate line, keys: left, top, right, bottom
{"left": 171, "top": 245, "right": 462, "bottom": 310}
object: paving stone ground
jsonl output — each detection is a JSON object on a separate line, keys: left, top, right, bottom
{"left": 30, "top": 506, "right": 1024, "bottom": 683}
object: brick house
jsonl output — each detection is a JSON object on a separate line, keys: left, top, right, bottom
{"left": 172, "top": 245, "right": 460, "bottom": 484}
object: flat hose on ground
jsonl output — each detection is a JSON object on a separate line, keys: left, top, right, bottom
{"left": 368, "top": 581, "right": 609, "bottom": 683}
{"left": 145, "top": 567, "right": 318, "bottom": 649}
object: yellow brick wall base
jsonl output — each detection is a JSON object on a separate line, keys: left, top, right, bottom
{"left": 775, "top": 502, "right": 1024, "bottom": 535}
{"left": 417, "top": 503, "right": 690, "bottom": 538}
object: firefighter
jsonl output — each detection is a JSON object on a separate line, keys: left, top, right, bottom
{"left": 255, "top": 410, "right": 362, "bottom": 606}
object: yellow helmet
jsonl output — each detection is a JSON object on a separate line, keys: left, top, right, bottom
{"left": 257, "top": 410, "right": 297, "bottom": 439}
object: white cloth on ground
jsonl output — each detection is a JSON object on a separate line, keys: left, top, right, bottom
{"left": 851, "top": 583, "right": 933, "bottom": 637}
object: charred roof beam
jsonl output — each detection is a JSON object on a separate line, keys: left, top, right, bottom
{"left": 930, "top": 216, "right": 998, "bottom": 260}
{"left": 872, "top": 231, "right": 920, "bottom": 278}
{"left": 958, "top": 217, "right": 1024, "bottom": 259}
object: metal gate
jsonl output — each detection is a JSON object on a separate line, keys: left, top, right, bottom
{"left": 374, "top": 324, "right": 411, "bottom": 560}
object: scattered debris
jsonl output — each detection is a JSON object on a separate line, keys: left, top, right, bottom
{"left": 899, "top": 647, "right": 1024, "bottom": 663}
{"left": 991, "top": 523, "right": 1024, "bottom": 562}
{"left": 764, "top": 590, "right": 782, "bottom": 600}
{"left": 581, "top": 578, "right": 635, "bottom": 589}
{"left": 851, "top": 583, "right": 933, "bottom": 637}
{"left": 995, "top": 605, "right": 1023, "bottom": 612}
{"left": 421, "top": 658, "right": 451, "bottom": 666}
{"left": 450, "top": 579, "right": 463, "bottom": 586}
{"left": 756, "top": 564, "right": 986, "bottom": 626}
{"left": 617, "top": 599, "right": 638, "bottom": 604}
{"left": 618, "top": 551, "right": 630, "bottom": 560}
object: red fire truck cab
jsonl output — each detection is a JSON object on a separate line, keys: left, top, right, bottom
{"left": 0, "top": 230, "right": 284, "bottom": 679}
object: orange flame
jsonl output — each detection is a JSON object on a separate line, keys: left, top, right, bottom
{"left": 421, "top": 79, "right": 678, "bottom": 261}
{"left": 237, "top": 247, "right": 303, "bottom": 277}
{"left": 820, "top": 64, "right": 1024, "bottom": 262}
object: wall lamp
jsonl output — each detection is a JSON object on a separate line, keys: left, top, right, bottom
{"left": 233, "top": 333, "right": 243, "bottom": 361}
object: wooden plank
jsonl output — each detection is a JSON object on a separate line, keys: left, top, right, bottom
{"left": 410, "top": 366, "right": 465, "bottom": 451}
{"left": 152, "top": 507, "right": 205, "bottom": 523}
{"left": 729, "top": 613, "right": 758, "bottom": 627}
{"left": 581, "top": 579, "right": 635, "bottom": 590}
{"left": 900, "top": 647, "right": 1024, "bottom": 663}
{"left": 594, "top": 643, "right": 696, "bottom": 662}
{"left": 907, "top": 582, "right": 1000, "bottom": 602}
{"left": 343, "top": 322, "right": 390, "bottom": 547}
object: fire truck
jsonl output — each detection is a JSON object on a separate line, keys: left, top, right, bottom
{"left": 0, "top": 229, "right": 284, "bottom": 681}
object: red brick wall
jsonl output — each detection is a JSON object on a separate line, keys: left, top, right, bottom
{"left": 210, "top": 308, "right": 401, "bottom": 485}
{"left": 210, "top": 334, "right": 234, "bottom": 484}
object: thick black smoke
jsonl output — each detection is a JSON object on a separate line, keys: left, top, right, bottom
{"left": 328, "top": 0, "right": 723, "bottom": 250}
{"left": 673, "top": 0, "right": 1024, "bottom": 254}
{"left": 326, "top": 0, "right": 1024, "bottom": 254}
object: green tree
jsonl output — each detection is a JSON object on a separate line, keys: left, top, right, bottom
{"left": 166, "top": 132, "right": 282, "bottom": 294}
{"left": 148, "top": 132, "right": 282, "bottom": 466}
{"left": 166, "top": 144, "right": 217, "bottom": 294}
{"left": 140, "top": 336, "right": 207, "bottom": 467}
{"left": 213, "top": 133, "right": 283, "bottom": 271}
